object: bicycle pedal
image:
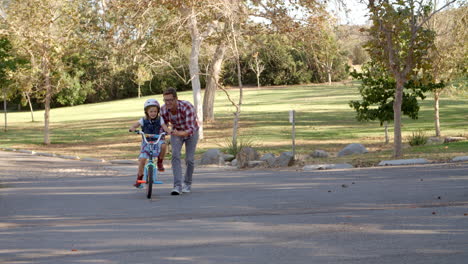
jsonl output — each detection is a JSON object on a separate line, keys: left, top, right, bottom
{"left": 154, "top": 181, "right": 164, "bottom": 184}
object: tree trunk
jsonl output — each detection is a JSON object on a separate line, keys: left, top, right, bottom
{"left": 384, "top": 121, "right": 389, "bottom": 144}
{"left": 256, "top": 72, "right": 260, "bottom": 88}
{"left": 232, "top": 111, "right": 239, "bottom": 150}
{"left": 203, "top": 41, "right": 226, "bottom": 122}
{"left": 44, "top": 71, "right": 52, "bottom": 145}
{"left": 231, "top": 21, "right": 243, "bottom": 149}
{"left": 24, "top": 92, "right": 35, "bottom": 122}
{"left": 184, "top": 6, "right": 205, "bottom": 139}
{"left": 393, "top": 79, "right": 404, "bottom": 157}
{"left": 42, "top": 53, "right": 52, "bottom": 145}
{"left": 3, "top": 88, "right": 6, "bottom": 132}
{"left": 434, "top": 90, "right": 441, "bottom": 137}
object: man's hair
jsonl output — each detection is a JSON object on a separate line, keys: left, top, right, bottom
{"left": 163, "top": 87, "right": 177, "bottom": 98}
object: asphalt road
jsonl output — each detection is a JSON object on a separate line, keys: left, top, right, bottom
{"left": 1, "top": 150, "right": 467, "bottom": 264}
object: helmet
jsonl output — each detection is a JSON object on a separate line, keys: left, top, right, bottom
{"left": 144, "top": 99, "right": 160, "bottom": 110}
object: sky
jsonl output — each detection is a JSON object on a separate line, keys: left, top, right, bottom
{"left": 328, "top": 0, "right": 371, "bottom": 25}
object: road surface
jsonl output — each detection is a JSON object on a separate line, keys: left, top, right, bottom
{"left": 1, "top": 150, "right": 467, "bottom": 264}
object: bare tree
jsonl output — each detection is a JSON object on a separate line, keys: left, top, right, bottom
{"left": 249, "top": 52, "right": 265, "bottom": 88}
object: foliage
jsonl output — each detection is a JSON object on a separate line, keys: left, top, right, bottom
{"left": 0, "top": 37, "right": 25, "bottom": 92}
{"left": 364, "top": 0, "right": 456, "bottom": 157}
{"left": 219, "top": 136, "right": 259, "bottom": 157}
{"left": 351, "top": 45, "right": 369, "bottom": 65}
{"left": 408, "top": 129, "right": 428, "bottom": 146}
{"left": 349, "top": 61, "right": 444, "bottom": 125}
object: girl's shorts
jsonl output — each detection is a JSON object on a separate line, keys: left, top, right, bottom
{"left": 138, "top": 141, "right": 165, "bottom": 159}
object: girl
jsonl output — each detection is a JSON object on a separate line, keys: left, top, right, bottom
{"left": 129, "top": 99, "right": 168, "bottom": 188}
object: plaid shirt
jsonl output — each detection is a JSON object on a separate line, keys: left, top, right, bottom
{"left": 161, "top": 100, "right": 199, "bottom": 137}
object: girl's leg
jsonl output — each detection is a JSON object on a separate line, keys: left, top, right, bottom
{"left": 135, "top": 158, "right": 147, "bottom": 183}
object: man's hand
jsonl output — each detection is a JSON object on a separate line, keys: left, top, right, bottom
{"left": 171, "top": 130, "right": 188, "bottom": 137}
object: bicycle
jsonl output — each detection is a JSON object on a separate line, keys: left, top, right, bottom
{"left": 130, "top": 130, "right": 167, "bottom": 199}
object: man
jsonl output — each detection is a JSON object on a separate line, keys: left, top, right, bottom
{"left": 160, "top": 87, "right": 199, "bottom": 195}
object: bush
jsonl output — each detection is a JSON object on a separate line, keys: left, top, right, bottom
{"left": 219, "top": 137, "right": 259, "bottom": 157}
{"left": 408, "top": 130, "right": 428, "bottom": 146}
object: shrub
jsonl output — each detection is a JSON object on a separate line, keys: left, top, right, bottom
{"left": 219, "top": 137, "right": 259, "bottom": 157}
{"left": 408, "top": 130, "right": 428, "bottom": 146}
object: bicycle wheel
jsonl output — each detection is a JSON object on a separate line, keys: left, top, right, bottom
{"left": 146, "top": 164, "right": 154, "bottom": 199}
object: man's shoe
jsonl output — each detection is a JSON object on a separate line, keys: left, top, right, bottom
{"left": 182, "top": 185, "right": 191, "bottom": 193}
{"left": 171, "top": 187, "right": 181, "bottom": 195}
{"left": 157, "top": 159, "right": 165, "bottom": 172}
{"left": 133, "top": 182, "right": 143, "bottom": 189}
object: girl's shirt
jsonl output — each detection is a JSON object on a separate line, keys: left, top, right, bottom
{"left": 138, "top": 117, "right": 164, "bottom": 136}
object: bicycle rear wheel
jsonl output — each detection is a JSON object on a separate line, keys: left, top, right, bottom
{"left": 146, "top": 164, "right": 154, "bottom": 199}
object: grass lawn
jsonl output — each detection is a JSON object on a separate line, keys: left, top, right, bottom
{"left": 1, "top": 81, "right": 467, "bottom": 166}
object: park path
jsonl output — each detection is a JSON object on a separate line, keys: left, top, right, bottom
{"left": 1, "top": 150, "right": 468, "bottom": 264}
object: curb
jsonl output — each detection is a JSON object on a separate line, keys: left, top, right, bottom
{"left": 1, "top": 147, "right": 467, "bottom": 170}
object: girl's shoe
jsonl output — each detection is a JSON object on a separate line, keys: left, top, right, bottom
{"left": 134, "top": 174, "right": 144, "bottom": 188}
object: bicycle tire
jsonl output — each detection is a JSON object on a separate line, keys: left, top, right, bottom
{"left": 146, "top": 164, "right": 154, "bottom": 199}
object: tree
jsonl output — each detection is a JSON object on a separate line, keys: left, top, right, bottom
{"left": 349, "top": 61, "right": 440, "bottom": 143}
{"left": 427, "top": 3, "right": 467, "bottom": 137}
{"left": 0, "top": 37, "right": 24, "bottom": 131}
{"left": 178, "top": 1, "right": 223, "bottom": 139}
{"left": 249, "top": 51, "right": 265, "bottom": 88}
{"left": 1, "top": 0, "right": 84, "bottom": 144}
{"left": 365, "top": 0, "right": 457, "bottom": 157}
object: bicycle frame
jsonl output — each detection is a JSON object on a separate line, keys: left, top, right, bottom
{"left": 131, "top": 130, "right": 166, "bottom": 198}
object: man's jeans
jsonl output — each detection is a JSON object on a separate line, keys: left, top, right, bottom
{"left": 170, "top": 130, "right": 199, "bottom": 189}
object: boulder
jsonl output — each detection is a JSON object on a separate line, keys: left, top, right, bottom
{"left": 236, "top": 147, "right": 260, "bottom": 168}
{"left": 303, "top": 163, "right": 353, "bottom": 171}
{"left": 223, "top": 154, "right": 235, "bottom": 162}
{"left": 274, "top": 151, "right": 294, "bottom": 167}
{"left": 444, "top": 136, "right": 466, "bottom": 143}
{"left": 337, "top": 143, "right": 368, "bottom": 157}
{"left": 248, "top": 160, "right": 267, "bottom": 168}
{"left": 310, "top": 150, "right": 329, "bottom": 158}
{"left": 200, "top": 149, "right": 224, "bottom": 165}
{"left": 260, "top": 153, "right": 276, "bottom": 167}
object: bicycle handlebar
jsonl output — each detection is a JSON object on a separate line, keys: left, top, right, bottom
{"left": 129, "top": 130, "right": 167, "bottom": 144}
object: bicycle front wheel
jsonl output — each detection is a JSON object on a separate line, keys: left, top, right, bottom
{"left": 146, "top": 164, "right": 154, "bottom": 199}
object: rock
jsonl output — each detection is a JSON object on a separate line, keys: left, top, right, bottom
{"left": 231, "top": 159, "right": 238, "bottom": 167}
{"left": 378, "top": 158, "right": 429, "bottom": 166}
{"left": 260, "top": 153, "right": 276, "bottom": 167}
{"left": 452, "top": 156, "right": 468, "bottom": 162}
{"left": 18, "top": 149, "right": 35, "bottom": 154}
{"left": 273, "top": 152, "right": 294, "bottom": 167}
{"left": 80, "top": 157, "right": 106, "bottom": 162}
{"left": 223, "top": 154, "right": 235, "bottom": 162}
{"left": 303, "top": 163, "right": 353, "bottom": 171}
{"left": 248, "top": 160, "right": 267, "bottom": 168}
{"left": 57, "top": 155, "right": 80, "bottom": 160}
{"left": 337, "top": 143, "right": 368, "bottom": 157}
{"left": 200, "top": 149, "right": 224, "bottom": 165}
{"left": 236, "top": 147, "right": 259, "bottom": 169}
{"left": 444, "top": 136, "right": 466, "bottom": 143}
{"left": 310, "top": 150, "right": 329, "bottom": 158}
{"left": 427, "top": 137, "right": 443, "bottom": 144}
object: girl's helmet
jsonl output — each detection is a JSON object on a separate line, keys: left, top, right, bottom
{"left": 144, "top": 99, "right": 160, "bottom": 110}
